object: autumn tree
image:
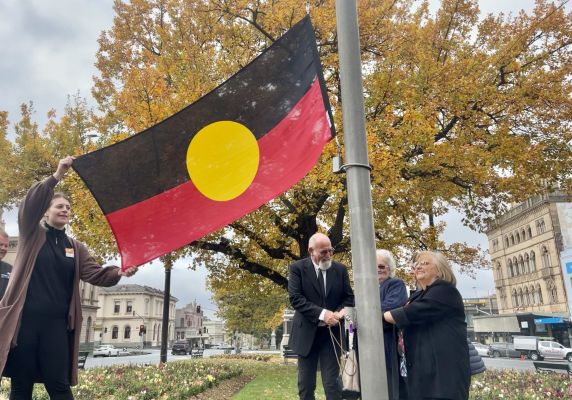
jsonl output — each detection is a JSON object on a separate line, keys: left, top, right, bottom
{"left": 4, "top": 0, "right": 571, "bottom": 330}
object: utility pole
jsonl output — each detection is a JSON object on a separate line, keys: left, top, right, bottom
{"left": 335, "top": 1, "right": 388, "bottom": 398}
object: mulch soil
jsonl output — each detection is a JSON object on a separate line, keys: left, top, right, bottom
{"left": 189, "top": 375, "right": 255, "bottom": 399}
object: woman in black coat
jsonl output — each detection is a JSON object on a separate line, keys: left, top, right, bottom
{"left": 383, "top": 251, "right": 470, "bottom": 400}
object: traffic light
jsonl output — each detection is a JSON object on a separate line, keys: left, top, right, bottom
{"left": 139, "top": 325, "right": 146, "bottom": 335}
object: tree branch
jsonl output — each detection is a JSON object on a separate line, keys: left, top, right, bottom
{"left": 195, "top": 239, "right": 289, "bottom": 289}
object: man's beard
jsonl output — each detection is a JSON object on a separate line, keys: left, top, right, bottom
{"left": 318, "top": 259, "right": 332, "bottom": 270}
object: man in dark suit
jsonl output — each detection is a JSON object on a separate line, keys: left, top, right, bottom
{"left": 288, "top": 232, "right": 355, "bottom": 400}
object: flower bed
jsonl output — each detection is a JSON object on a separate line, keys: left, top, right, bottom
{"left": 0, "top": 359, "right": 243, "bottom": 400}
{"left": 209, "top": 353, "right": 273, "bottom": 362}
{"left": 470, "top": 370, "right": 572, "bottom": 399}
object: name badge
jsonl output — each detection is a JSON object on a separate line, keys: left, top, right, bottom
{"left": 65, "top": 248, "right": 75, "bottom": 258}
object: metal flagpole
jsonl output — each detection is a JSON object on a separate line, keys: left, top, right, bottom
{"left": 335, "top": 1, "right": 389, "bottom": 399}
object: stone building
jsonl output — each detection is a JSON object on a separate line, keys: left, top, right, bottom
{"left": 96, "top": 284, "right": 177, "bottom": 348}
{"left": 174, "top": 300, "right": 205, "bottom": 347}
{"left": 203, "top": 319, "right": 229, "bottom": 347}
{"left": 485, "top": 190, "right": 572, "bottom": 344}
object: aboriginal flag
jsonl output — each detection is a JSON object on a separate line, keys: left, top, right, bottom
{"left": 73, "top": 16, "right": 335, "bottom": 269}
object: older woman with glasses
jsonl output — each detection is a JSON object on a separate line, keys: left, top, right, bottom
{"left": 376, "top": 249, "right": 408, "bottom": 399}
{"left": 383, "top": 251, "right": 470, "bottom": 400}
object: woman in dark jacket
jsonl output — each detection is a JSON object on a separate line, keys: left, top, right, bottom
{"left": 384, "top": 251, "right": 470, "bottom": 400}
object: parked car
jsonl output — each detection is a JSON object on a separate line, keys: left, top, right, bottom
{"left": 488, "top": 343, "right": 522, "bottom": 358}
{"left": 537, "top": 340, "right": 572, "bottom": 362}
{"left": 93, "top": 345, "right": 120, "bottom": 357}
{"left": 472, "top": 343, "right": 490, "bottom": 357}
{"left": 513, "top": 336, "right": 572, "bottom": 361}
{"left": 171, "top": 341, "right": 190, "bottom": 355}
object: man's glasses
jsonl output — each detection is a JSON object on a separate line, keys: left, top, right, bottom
{"left": 377, "top": 264, "right": 389, "bottom": 270}
{"left": 317, "top": 248, "right": 335, "bottom": 256}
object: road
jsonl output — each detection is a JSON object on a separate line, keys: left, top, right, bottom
{"left": 85, "top": 350, "right": 569, "bottom": 373}
{"left": 483, "top": 356, "right": 572, "bottom": 372}
{"left": 84, "top": 349, "right": 280, "bottom": 369}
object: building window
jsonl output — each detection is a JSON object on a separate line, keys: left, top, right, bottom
{"left": 510, "top": 234, "right": 515, "bottom": 245}
{"left": 524, "top": 287, "right": 530, "bottom": 305}
{"left": 521, "top": 229, "right": 526, "bottom": 241}
{"left": 112, "top": 326, "right": 119, "bottom": 339}
{"left": 518, "top": 288, "right": 524, "bottom": 306}
{"left": 512, "top": 289, "right": 518, "bottom": 307}
{"left": 528, "top": 226, "right": 532, "bottom": 238}
{"left": 548, "top": 280, "right": 558, "bottom": 303}
{"left": 516, "top": 232, "right": 520, "bottom": 243}
{"left": 541, "top": 246, "right": 550, "bottom": 269}
{"left": 505, "top": 236, "right": 509, "bottom": 248}
{"left": 126, "top": 301, "right": 133, "bottom": 314}
{"left": 513, "top": 257, "right": 519, "bottom": 275}
{"left": 519, "top": 256, "right": 525, "bottom": 275}
{"left": 124, "top": 325, "right": 131, "bottom": 339}
{"left": 530, "top": 251, "right": 536, "bottom": 271}
{"left": 496, "top": 262, "right": 503, "bottom": 280}
{"left": 525, "top": 254, "right": 531, "bottom": 273}
{"left": 536, "top": 219, "right": 546, "bottom": 234}
{"left": 508, "top": 260, "right": 514, "bottom": 277}
{"left": 537, "top": 284, "right": 544, "bottom": 305}
{"left": 180, "top": 318, "right": 184, "bottom": 327}
{"left": 531, "top": 286, "right": 536, "bottom": 305}
{"left": 114, "top": 301, "right": 120, "bottom": 314}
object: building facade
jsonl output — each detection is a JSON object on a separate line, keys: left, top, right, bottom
{"left": 203, "top": 319, "right": 230, "bottom": 347}
{"left": 96, "top": 284, "right": 177, "bottom": 348}
{"left": 485, "top": 191, "right": 572, "bottom": 344}
{"left": 174, "top": 301, "right": 205, "bottom": 347}
{"left": 464, "top": 295, "right": 499, "bottom": 343}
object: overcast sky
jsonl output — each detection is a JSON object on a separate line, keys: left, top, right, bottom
{"left": 1, "top": 0, "right": 562, "bottom": 318}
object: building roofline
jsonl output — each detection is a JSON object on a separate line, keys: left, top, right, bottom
{"left": 485, "top": 191, "right": 572, "bottom": 233}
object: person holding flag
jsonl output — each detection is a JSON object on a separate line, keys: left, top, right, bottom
{"left": 0, "top": 156, "right": 138, "bottom": 400}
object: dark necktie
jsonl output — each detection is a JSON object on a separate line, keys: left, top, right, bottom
{"left": 318, "top": 269, "right": 326, "bottom": 298}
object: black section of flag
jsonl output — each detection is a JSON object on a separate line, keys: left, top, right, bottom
{"left": 73, "top": 16, "right": 333, "bottom": 215}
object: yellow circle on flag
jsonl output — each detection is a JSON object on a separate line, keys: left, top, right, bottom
{"left": 186, "top": 121, "right": 260, "bottom": 201}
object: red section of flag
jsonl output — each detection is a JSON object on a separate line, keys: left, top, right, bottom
{"left": 108, "top": 80, "right": 331, "bottom": 268}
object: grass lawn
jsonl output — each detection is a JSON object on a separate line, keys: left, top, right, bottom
{"left": 233, "top": 361, "right": 325, "bottom": 400}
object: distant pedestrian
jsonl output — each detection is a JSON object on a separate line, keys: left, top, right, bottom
{"left": 0, "top": 156, "right": 139, "bottom": 400}
{"left": 0, "top": 229, "right": 12, "bottom": 300}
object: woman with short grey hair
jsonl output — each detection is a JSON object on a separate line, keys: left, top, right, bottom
{"left": 377, "top": 249, "right": 408, "bottom": 399}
